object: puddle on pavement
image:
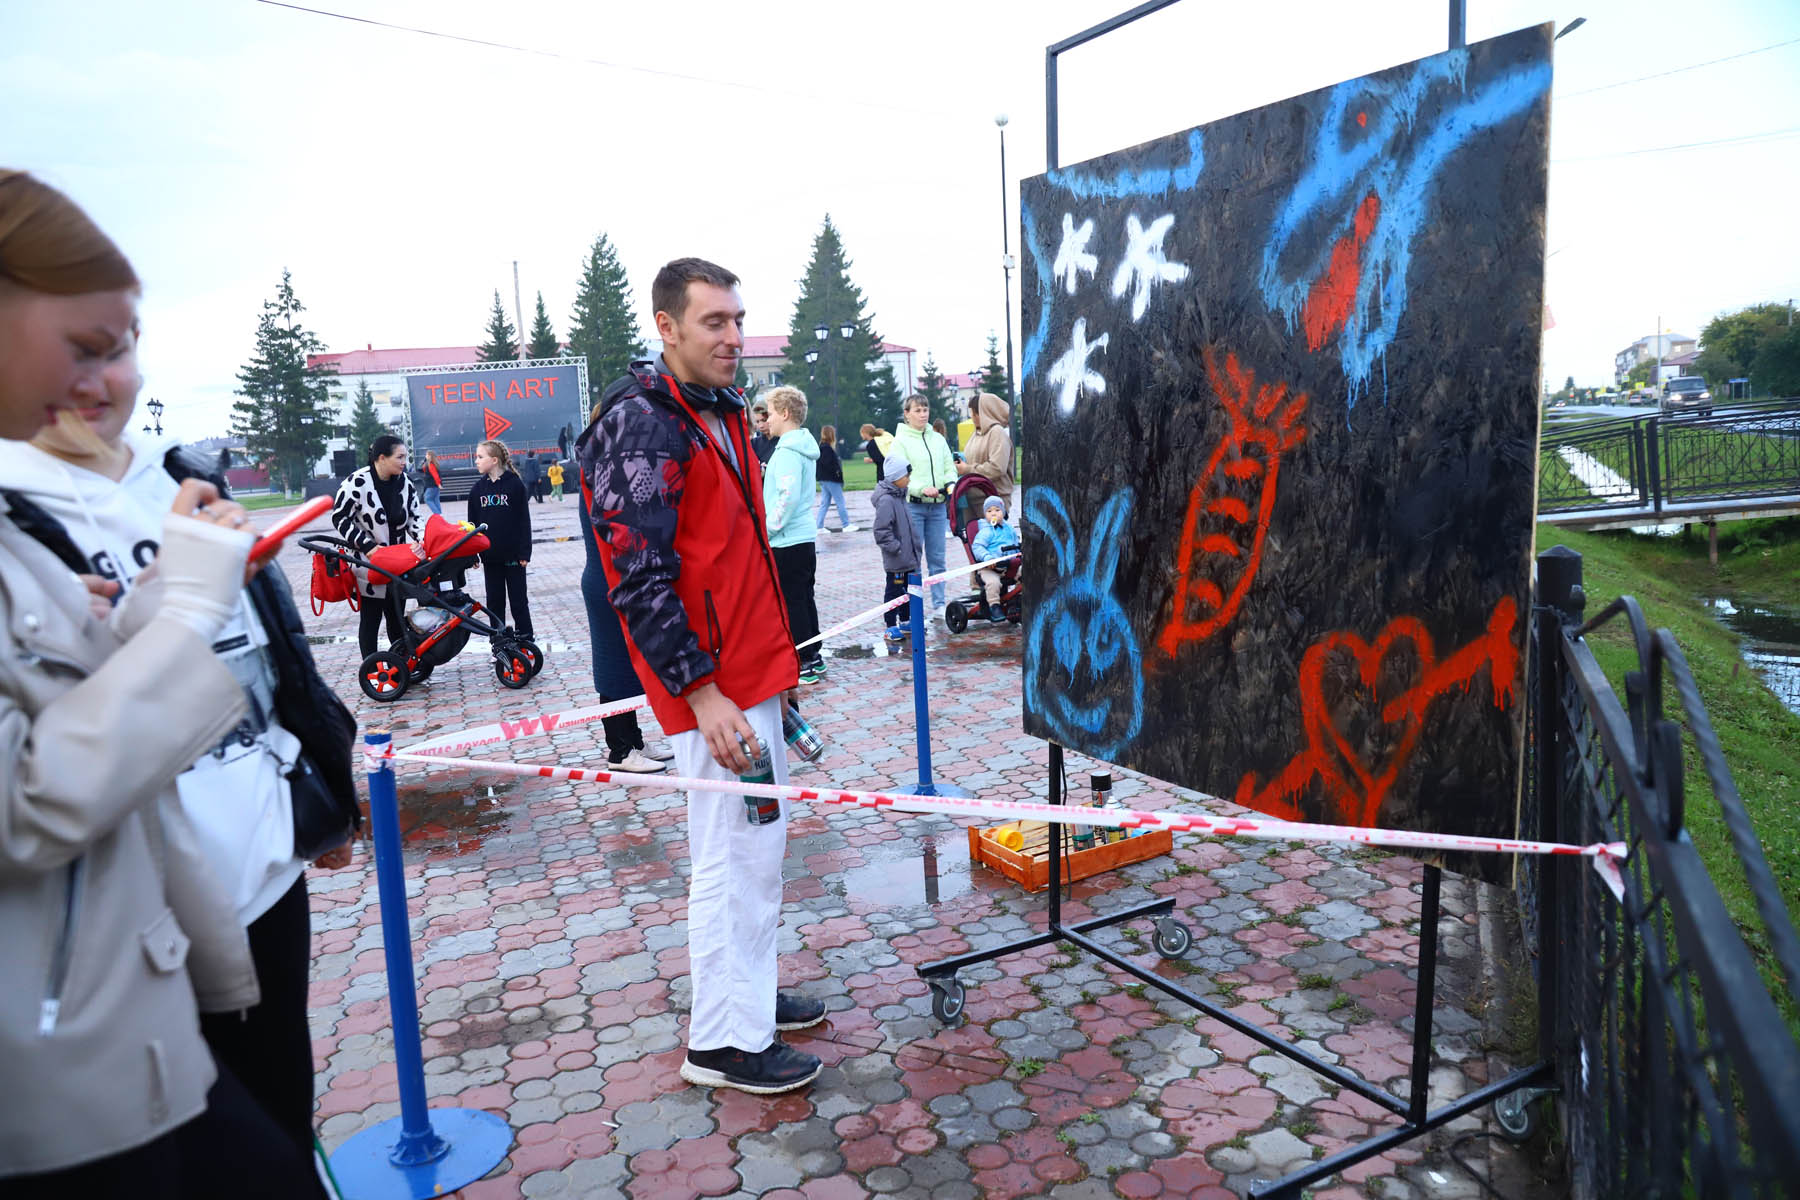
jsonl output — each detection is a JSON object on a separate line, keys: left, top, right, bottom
{"left": 396, "top": 775, "right": 522, "bottom": 859}
{"left": 1706, "top": 596, "right": 1800, "bottom": 715}
{"left": 829, "top": 832, "right": 979, "bottom": 908}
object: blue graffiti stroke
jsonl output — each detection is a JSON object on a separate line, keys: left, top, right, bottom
{"left": 1023, "top": 486, "right": 1145, "bottom": 758}
{"left": 1259, "top": 49, "right": 1551, "bottom": 407}
{"left": 1022, "top": 130, "right": 1207, "bottom": 384}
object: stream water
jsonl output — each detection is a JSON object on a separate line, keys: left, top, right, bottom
{"left": 1706, "top": 596, "right": 1800, "bottom": 716}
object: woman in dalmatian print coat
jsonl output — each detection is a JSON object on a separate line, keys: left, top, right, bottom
{"left": 331, "top": 433, "right": 426, "bottom": 656}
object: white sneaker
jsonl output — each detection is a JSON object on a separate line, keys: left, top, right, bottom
{"left": 842, "top": 523, "right": 860, "bottom": 533}
{"left": 640, "top": 742, "right": 676, "bottom": 762}
{"left": 610, "top": 750, "right": 666, "bottom": 773}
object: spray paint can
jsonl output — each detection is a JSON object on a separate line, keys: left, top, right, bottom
{"left": 1091, "top": 771, "right": 1121, "bottom": 844}
{"left": 739, "top": 736, "right": 780, "bottom": 826}
{"left": 782, "top": 705, "right": 826, "bottom": 762}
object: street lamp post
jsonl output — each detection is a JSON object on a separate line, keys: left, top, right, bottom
{"left": 142, "top": 397, "right": 164, "bottom": 436}
{"left": 996, "top": 114, "right": 1016, "bottom": 404}
{"left": 813, "top": 319, "right": 855, "bottom": 437}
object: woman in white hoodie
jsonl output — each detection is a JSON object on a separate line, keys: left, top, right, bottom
{"left": 0, "top": 170, "right": 321, "bottom": 1196}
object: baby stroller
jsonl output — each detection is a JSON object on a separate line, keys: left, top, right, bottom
{"left": 942, "top": 473, "right": 1022, "bottom": 635}
{"left": 300, "top": 515, "right": 545, "bottom": 702}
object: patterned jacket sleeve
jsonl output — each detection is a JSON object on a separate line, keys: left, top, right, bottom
{"left": 582, "top": 397, "right": 714, "bottom": 697}
{"left": 404, "top": 478, "right": 427, "bottom": 543}
{"left": 332, "top": 473, "right": 376, "bottom": 552}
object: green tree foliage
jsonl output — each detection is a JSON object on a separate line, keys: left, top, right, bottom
{"left": 477, "top": 290, "right": 519, "bottom": 362}
{"left": 1695, "top": 303, "right": 1799, "bottom": 396}
{"left": 345, "top": 378, "right": 390, "bottom": 457}
{"left": 1624, "top": 358, "right": 1657, "bottom": 389}
{"left": 734, "top": 362, "right": 759, "bottom": 404}
{"left": 232, "top": 269, "right": 332, "bottom": 494}
{"left": 567, "top": 232, "right": 645, "bottom": 399}
{"left": 977, "top": 333, "right": 1011, "bottom": 402}
{"left": 916, "top": 353, "right": 953, "bottom": 426}
{"left": 783, "top": 215, "right": 893, "bottom": 439}
{"left": 526, "top": 291, "right": 560, "bottom": 359}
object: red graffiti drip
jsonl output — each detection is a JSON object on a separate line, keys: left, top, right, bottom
{"left": 1300, "top": 191, "right": 1381, "bottom": 352}
{"left": 1234, "top": 596, "right": 1521, "bottom": 828}
{"left": 1356, "top": 111, "right": 1368, "bottom": 128}
{"left": 1159, "top": 348, "right": 1309, "bottom": 657}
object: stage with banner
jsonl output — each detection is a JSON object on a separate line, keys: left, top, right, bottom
{"left": 403, "top": 359, "right": 587, "bottom": 471}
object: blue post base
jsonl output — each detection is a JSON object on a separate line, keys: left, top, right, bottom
{"left": 905, "top": 573, "right": 969, "bottom": 798}
{"left": 909, "top": 778, "right": 972, "bottom": 798}
{"left": 330, "top": 1108, "right": 512, "bottom": 1200}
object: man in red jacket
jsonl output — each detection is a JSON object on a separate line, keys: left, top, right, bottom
{"left": 576, "top": 258, "right": 823, "bottom": 1094}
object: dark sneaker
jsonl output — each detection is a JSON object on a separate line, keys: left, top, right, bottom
{"left": 884, "top": 627, "right": 907, "bottom": 644}
{"left": 775, "top": 991, "right": 826, "bottom": 1031}
{"left": 988, "top": 607, "right": 1008, "bottom": 623}
{"left": 680, "top": 1041, "right": 821, "bottom": 1094}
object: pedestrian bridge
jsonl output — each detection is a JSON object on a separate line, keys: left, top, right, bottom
{"left": 1538, "top": 399, "right": 1800, "bottom": 530}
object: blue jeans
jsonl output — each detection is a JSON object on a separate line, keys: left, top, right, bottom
{"left": 815, "top": 482, "right": 851, "bottom": 530}
{"left": 422, "top": 485, "right": 442, "bottom": 515}
{"left": 906, "top": 500, "right": 949, "bottom": 608}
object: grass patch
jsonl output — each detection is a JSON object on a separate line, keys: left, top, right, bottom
{"left": 1223, "top": 1132, "right": 1250, "bottom": 1151}
{"left": 1014, "top": 1057, "right": 1046, "bottom": 1077}
{"left": 1211, "top": 979, "right": 1244, "bottom": 1005}
{"left": 1123, "top": 983, "right": 1147, "bottom": 1000}
{"left": 1080, "top": 1112, "right": 1101, "bottom": 1125}
{"left": 1278, "top": 904, "right": 1317, "bottom": 927}
{"left": 239, "top": 492, "right": 310, "bottom": 511}
{"left": 1288, "top": 1117, "right": 1318, "bottom": 1139}
{"left": 1327, "top": 992, "right": 1354, "bottom": 1013}
{"left": 1297, "top": 972, "right": 1335, "bottom": 990}
{"left": 1537, "top": 520, "right": 1800, "bottom": 1010}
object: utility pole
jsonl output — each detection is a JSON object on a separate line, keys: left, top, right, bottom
{"left": 513, "top": 260, "right": 526, "bottom": 362}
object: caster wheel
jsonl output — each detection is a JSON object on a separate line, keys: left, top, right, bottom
{"left": 494, "top": 650, "right": 533, "bottom": 689}
{"left": 1152, "top": 918, "right": 1192, "bottom": 960}
{"left": 944, "top": 602, "right": 968, "bottom": 634}
{"left": 517, "top": 642, "right": 544, "bottom": 678}
{"left": 1005, "top": 598, "right": 1023, "bottom": 624}
{"left": 1493, "top": 1089, "right": 1541, "bottom": 1142}
{"left": 358, "top": 651, "right": 410, "bottom": 702}
{"left": 408, "top": 661, "right": 434, "bottom": 684}
{"left": 928, "top": 976, "right": 966, "bottom": 1024}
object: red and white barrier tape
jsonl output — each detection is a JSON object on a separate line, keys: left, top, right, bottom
{"left": 369, "top": 743, "right": 1628, "bottom": 898}
{"left": 795, "top": 553, "right": 1019, "bottom": 652}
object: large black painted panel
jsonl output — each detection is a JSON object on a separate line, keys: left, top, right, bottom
{"left": 1018, "top": 25, "right": 1551, "bottom": 875}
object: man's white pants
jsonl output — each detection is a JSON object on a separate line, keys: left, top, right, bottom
{"left": 672, "top": 695, "right": 788, "bottom": 1054}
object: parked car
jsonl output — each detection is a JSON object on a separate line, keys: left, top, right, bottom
{"left": 1661, "top": 376, "right": 1713, "bottom": 417}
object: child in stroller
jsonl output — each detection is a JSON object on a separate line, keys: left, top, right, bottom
{"left": 301, "top": 514, "right": 545, "bottom": 702}
{"left": 942, "top": 473, "right": 1022, "bottom": 635}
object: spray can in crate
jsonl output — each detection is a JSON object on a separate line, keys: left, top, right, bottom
{"left": 782, "top": 704, "right": 825, "bottom": 762}
{"left": 1091, "top": 771, "right": 1122, "bottom": 844}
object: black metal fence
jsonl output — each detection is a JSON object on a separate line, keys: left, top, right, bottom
{"left": 1525, "top": 546, "right": 1800, "bottom": 1197}
{"left": 1539, "top": 400, "right": 1800, "bottom": 517}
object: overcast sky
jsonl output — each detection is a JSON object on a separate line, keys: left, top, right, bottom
{"left": 5, "top": 0, "right": 1797, "bottom": 439}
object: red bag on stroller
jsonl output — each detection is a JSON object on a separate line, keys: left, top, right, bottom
{"left": 309, "top": 551, "right": 359, "bottom": 615}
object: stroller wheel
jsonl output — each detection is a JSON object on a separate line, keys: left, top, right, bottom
{"left": 943, "top": 601, "right": 968, "bottom": 635}
{"left": 359, "top": 651, "right": 411, "bottom": 702}
{"left": 517, "top": 641, "right": 544, "bottom": 678}
{"left": 408, "top": 661, "right": 434, "bottom": 684}
{"left": 494, "top": 648, "right": 533, "bottom": 689}
{"left": 1005, "top": 598, "right": 1023, "bottom": 624}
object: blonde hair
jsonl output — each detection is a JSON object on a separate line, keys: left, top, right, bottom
{"left": 763, "top": 385, "right": 807, "bottom": 425}
{"left": 0, "top": 170, "right": 139, "bottom": 295}
{"left": 859, "top": 423, "right": 877, "bottom": 439}
{"left": 478, "top": 439, "right": 517, "bottom": 475}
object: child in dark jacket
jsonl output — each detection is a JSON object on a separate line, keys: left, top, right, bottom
{"left": 467, "top": 439, "right": 534, "bottom": 637}
{"left": 871, "top": 455, "right": 920, "bottom": 643}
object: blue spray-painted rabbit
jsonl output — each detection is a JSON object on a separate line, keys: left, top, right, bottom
{"left": 1024, "top": 486, "right": 1144, "bottom": 759}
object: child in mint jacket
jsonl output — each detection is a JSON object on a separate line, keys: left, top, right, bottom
{"left": 971, "top": 495, "right": 1020, "bottom": 620}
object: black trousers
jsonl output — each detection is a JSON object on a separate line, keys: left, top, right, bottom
{"left": 9, "top": 1053, "right": 321, "bottom": 1200}
{"left": 883, "top": 570, "right": 910, "bottom": 628}
{"left": 482, "top": 559, "right": 533, "bottom": 638}
{"left": 357, "top": 589, "right": 405, "bottom": 658}
{"left": 200, "top": 876, "right": 318, "bottom": 1165}
{"left": 773, "top": 542, "right": 820, "bottom": 665}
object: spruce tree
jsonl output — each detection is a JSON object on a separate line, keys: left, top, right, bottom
{"left": 231, "top": 269, "right": 332, "bottom": 494}
{"left": 567, "top": 232, "right": 645, "bottom": 397}
{"left": 526, "top": 291, "right": 560, "bottom": 359}
{"left": 977, "top": 332, "right": 1012, "bottom": 401}
{"left": 917, "top": 353, "right": 952, "bottom": 425}
{"left": 345, "top": 378, "right": 390, "bottom": 458}
{"left": 477, "top": 290, "right": 520, "bottom": 362}
{"left": 783, "top": 215, "right": 891, "bottom": 438}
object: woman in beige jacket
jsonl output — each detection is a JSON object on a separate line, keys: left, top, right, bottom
{"left": 955, "top": 391, "right": 1015, "bottom": 500}
{"left": 0, "top": 172, "right": 318, "bottom": 1197}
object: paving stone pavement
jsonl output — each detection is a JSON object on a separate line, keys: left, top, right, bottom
{"left": 266, "top": 493, "right": 1554, "bottom": 1198}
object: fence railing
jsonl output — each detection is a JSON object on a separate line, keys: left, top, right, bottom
{"left": 1524, "top": 546, "right": 1800, "bottom": 1197}
{"left": 1539, "top": 400, "right": 1800, "bottom": 517}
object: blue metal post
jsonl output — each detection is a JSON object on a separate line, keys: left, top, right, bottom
{"left": 331, "top": 730, "right": 511, "bottom": 1200}
{"left": 908, "top": 574, "right": 969, "bottom": 798}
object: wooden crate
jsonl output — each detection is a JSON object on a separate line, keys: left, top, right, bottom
{"left": 968, "top": 820, "right": 1173, "bottom": 893}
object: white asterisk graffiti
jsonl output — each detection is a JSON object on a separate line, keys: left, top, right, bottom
{"left": 1110, "top": 212, "right": 1189, "bottom": 321}
{"left": 1046, "top": 318, "right": 1110, "bottom": 416}
{"left": 1052, "top": 212, "right": 1098, "bottom": 295}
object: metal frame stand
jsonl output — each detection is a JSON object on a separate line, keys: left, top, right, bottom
{"left": 915, "top": 744, "right": 1551, "bottom": 1197}
{"left": 330, "top": 731, "right": 512, "bottom": 1200}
